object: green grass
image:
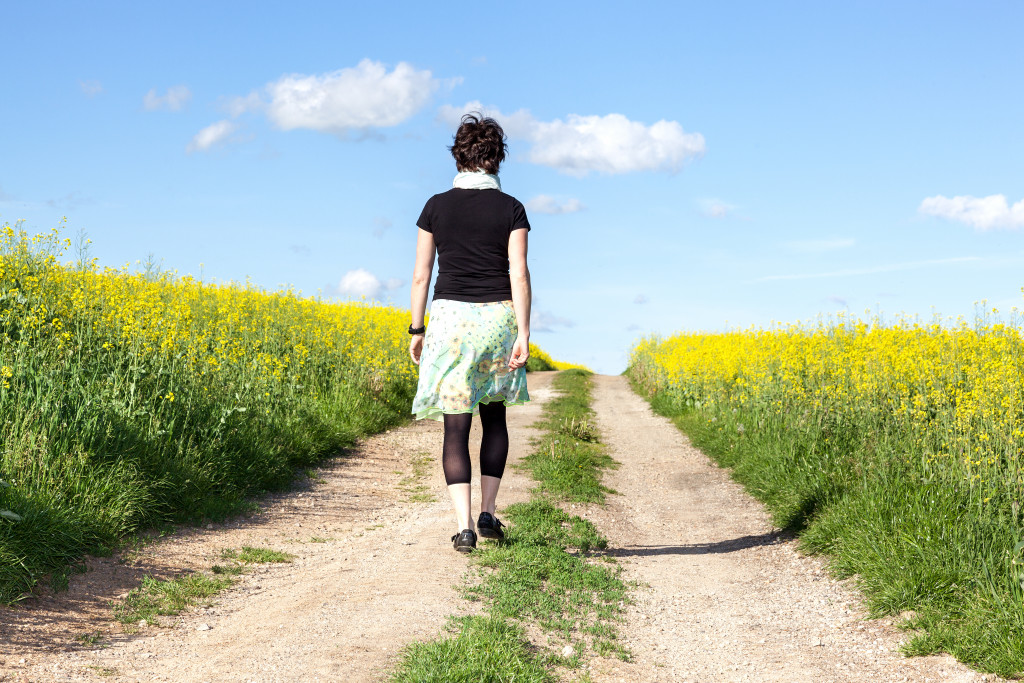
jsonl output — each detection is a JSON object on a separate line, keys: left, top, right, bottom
{"left": 391, "top": 615, "right": 553, "bottom": 683}
{"left": 468, "top": 500, "right": 628, "bottom": 658}
{"left": 635, "top": 378, "right": 1024, "bottom": 678}
{"left": 113, "top": 572, "right": 234, "bottom": 626}
{"left": 392, "top": 369, "right": 629, "bottom": 680}
{"left": 518, "top": 370, "right": 618, "bottom": 503}
{"left": 221, "top": 546, "right": 294, "bottom": 564}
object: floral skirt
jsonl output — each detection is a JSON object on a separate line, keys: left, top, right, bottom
{"left": 412, "top": 299, "right": 530, "bottom": 421}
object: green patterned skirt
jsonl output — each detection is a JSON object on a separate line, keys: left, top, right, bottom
{"left": 412, "top": 299, "right": 530, "bottom": 421}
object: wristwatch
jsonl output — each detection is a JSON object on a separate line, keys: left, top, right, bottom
{"left": 408, "top": 324, "right": 426, "bottom": 335}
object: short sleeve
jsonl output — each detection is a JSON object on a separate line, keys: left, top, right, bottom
{"left": 511, "top": 199, "right": 531, "bottom": 232}
{"left": 416, "top": 196, "right": 434, "bottom": 233}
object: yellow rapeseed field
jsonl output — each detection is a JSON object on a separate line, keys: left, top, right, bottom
{"left": 629, "top": 313, "right": 1024, "bottom": 502}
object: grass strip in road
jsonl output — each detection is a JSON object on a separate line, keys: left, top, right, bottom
{"left": 518, "top": 370, "right": 618, "bottom": 503}
{"left": 391, "top": 615, "right": 552, "bottom": 683}
{"left": 392, "top": 369, "right": 629, "bottom": 682}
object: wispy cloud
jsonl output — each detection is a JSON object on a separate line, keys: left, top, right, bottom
{"left": 756, "top": 256, "right": 980, "bottom": 282}
{"left": 784, "top": 237, "right": 855, "bottom": 253}
{"left": 919, "top": 194, "right": 1024, "bottom": 231}
{"left": 79, "top": 80, "right": 103, "bottom": 97}
{"left": 143, "top": 85, "right": 192, "bottom": 111}
{"left": 826, "top": 295, "right": 848, "bottom": 307}
{"left": 531, "top": 310, "right": 574, "bottom": 332}
{"left": 372, "top": 216, "right": 392, "bottom": 238}
{"left": 46, "top": 191, "right": 93, "bottom": 211}
{"left": 289, "top": 244, "right": 311, "bottom": 256}
{"left": 633, "top": 294, "right": 648, "bottom": 304}
{"left": 439, "top": 101, "right": 705, "bottom": 176}
{"left": 698, "top": 198, "right": 736, "bottom": 218}
{"left": 187, "top": 120, "right": 237, "bottom": 153}
{"left": 525, "top": 195, "right": 584, "bottom": 215}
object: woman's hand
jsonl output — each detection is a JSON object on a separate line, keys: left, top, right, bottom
{"left": 508, "top": 335, "right": 530, "bottom": 370}
{"left": 410, "top": 335, "right": 424, "bottom": 365}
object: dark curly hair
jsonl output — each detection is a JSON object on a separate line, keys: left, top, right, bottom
{"left": 449, "top": 112, "right": 508, "bottom": 175}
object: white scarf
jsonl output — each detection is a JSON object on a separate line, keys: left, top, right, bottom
{"left": 453, "top": 170, "right": 501, "bottom": 191}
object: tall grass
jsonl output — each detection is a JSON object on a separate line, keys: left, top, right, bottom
{"left": 628, "top": 314, "right": 1024, "bottom": 676}
{"left": 0, "top": 223, "right": 418, "bottom": 602}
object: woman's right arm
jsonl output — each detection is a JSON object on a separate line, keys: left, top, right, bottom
{"left": 508, "top": 228, "right": 531, "bottom": 370}
{"left": 409, "top": 228, "right": 435, "bottom": 365}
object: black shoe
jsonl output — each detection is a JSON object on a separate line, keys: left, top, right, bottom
{"left": 477, "top": 512, "right": 505, "bottom": 540}
{"left": 452, "top": 529, "right": 477, "bottom": 553}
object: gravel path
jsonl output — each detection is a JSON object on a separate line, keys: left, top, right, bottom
{"left": 0, "top": 371, "right": 1007, "bottom": 682}
{"left": 581, "top": 374, "right": 998, "bottom": 683}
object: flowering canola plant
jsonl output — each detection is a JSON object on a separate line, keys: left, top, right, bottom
{"left": 629, "top": 313, "right": 1024, "bottom": 505}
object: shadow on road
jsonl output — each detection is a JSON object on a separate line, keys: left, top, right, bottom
{"left": 605, "top": 530, "right": 790, "bottom": 557}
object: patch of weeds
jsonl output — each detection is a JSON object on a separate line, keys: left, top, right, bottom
{"left": 113, "top": 572, "right": 233, "bottom": 626}
{"left": 309, "top": 536, "right": 330, "bottom": 543}
{"left": 75, "top": 631, "right": 105, "bottom": 646}
{"left": 87, "top": 666, "right": 117, "bottom": 677}
{"left": 211, "top": 564, "right": 245, "bottom": 576}
{"left": 391, "top": 615, "right": 553, "bottom": 683}
{"left": 302, "top": 468, "right": 325, "bottom": 483}
{"left": 399, "top": 452, "right": 435, "bottom": 503}
{"left": 220, "top": 546, "right": 294, "bottom": 564}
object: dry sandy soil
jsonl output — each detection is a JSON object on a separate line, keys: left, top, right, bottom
{"left": 0, "top": 372, "right": 1006, "bottom": 682}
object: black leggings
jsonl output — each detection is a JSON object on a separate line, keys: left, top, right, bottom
{"left": 441, "top": 402, "right": 509, "bottom": 485}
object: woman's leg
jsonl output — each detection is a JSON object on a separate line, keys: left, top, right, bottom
{"left": 478, "top": 401, "right": 509, "bottom": 516}
{"left": 442, "top": 412, "right": 474, "bottom": 531}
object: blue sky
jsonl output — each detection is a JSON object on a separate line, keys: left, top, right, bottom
{"left": 2, "top": 2, "right": 1023, "bottom": 373}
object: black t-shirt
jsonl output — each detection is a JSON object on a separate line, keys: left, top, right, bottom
{"left": 416, "top": 188, "right": 531, "bottom": 303}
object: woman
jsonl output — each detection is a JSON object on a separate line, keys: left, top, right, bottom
{"left": 408, "top": 113, "right": 532, "bottom": 553}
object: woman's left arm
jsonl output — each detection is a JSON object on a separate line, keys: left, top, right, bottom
{"left": 409, "top": 228, "right": 435, "bottom": 365}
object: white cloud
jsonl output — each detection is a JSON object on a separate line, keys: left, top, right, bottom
{"left": 525, "top": 195, "right": 584, "bottom": 215}
{"left": 699, "top": 198, "right": 736, "bottom": 218}
{"left": 222, "top": 91, "right": 264, "bottom": 117}
{"left": 919, "top": 194, "right": 1024, "bottom": 231}
{"left": 439, "top": 101, "right": 704, "bottom": 176}
{"left": 530, "top": 114, "right": 704, "bottom": 176}
{"left": 337, "top": 268, "right": 403, "bottom": 300}
{"left": 79, "top": 80, "right": 103, "bottom": 97}
{"left": 187, "top": 120, "right": 237, "bottom": 153}
{"left": 143, "top": 85, "right": 192, "bottom": 111}
{"left": 784, "top": 237, "right": 855, "bottom": 252}
{"left": 264, "top": 60, "right": 437, "bottom": 133}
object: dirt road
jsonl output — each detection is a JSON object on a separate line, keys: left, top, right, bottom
{"left": 0, "top": 372, "right": 1001, "bottom": 682}
{"left": 582, "top": 374, "right": 991, "bottom": 683}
